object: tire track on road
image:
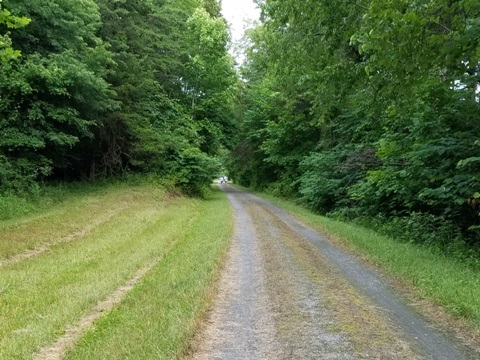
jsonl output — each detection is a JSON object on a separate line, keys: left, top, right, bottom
{"left": 250, "top": 205, "right": 357, "bottom": 359}
{"left": 191, "top": 195, "right": 280, "bottom": 360}
{"left": 191, "top": 186, "right": 478, "bottom": 359}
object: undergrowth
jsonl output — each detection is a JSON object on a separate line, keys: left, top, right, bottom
{"left": 329, "top": 209, "right": 480, "bottom": 270}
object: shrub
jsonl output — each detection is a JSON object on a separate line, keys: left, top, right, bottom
{"left": 165, "top": 148, "right": 221, "bottom": 196}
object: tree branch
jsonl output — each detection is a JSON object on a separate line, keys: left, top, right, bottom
{"left": 437, "top": 22, "right": 452, "bottom": 34}
{"left": 355, "top": 3, "right": 369, "bottom": 11}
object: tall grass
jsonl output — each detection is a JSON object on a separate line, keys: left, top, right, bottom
{"left": 0, "top": 182, "right": 164, "bottom": 260}
{"left": 0, "top": 176, "right": 153, "bottom": 222}
{"left": 0, "top": 182, "right": 105, "bottom": 222}
{"left": 0, "top": 192, "right": 37, "bottom": 220}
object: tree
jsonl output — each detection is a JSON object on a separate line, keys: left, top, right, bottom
{"left": 0, "top": 0, "right": 116, "bottom": 188}
{"left": 93, "top": 0, "right": 235, "bottom": 193}
{"left": 184, "top": 7, "right": 237, "bottom": 154}
{"left": 0, "top": 1, "right": 30, "bottom": 62}
{"left": 0, "top": 0, "right": 237, "bottom": 196}
{"left": 202, "top": 0, "right": 222, "bottom": 18}
{"left": 230, "top": 0, "right": 480, "bottom": 247}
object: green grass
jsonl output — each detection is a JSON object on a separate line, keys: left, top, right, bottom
{"left": 0, "top": 180, "right": 131, "bottom": 222}
{"left": 0, "top": 193, "right": 37, "bottom": 221}
{"left": 252, "top": 190, "right": 480, "bottom": 332}
{"left": 0, "top": 183, "right": 232, "bottom": 359}
{"left": 0, "top": 182, "right": 158, "bottom": 260}
{"left": 65, "top": 188, "right": 232, "bottom": 359}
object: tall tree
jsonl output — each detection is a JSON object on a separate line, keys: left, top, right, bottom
{"left": 0, "top": 0, "right": 237, "bottom": 195}
{"left": 0, "top": 0, "right": 116, "bottom": 189}
{"left": 93, "top": 0, "right": 236, "bottom": 193}
{"left": 230, "top": 0, "right": 480, "bottom": 246}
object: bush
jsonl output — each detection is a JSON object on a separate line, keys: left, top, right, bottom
{"left": 344, "top": 211, "right": 479, "bottom": 266}
{"left": 165, "top": 148, "right": 221, "bottom": 196}
{"left": 299, "top": 146, "right": 378, "bottom": 213}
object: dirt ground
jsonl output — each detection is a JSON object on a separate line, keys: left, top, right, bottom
{"left": 189, "top": 186, "right": 478, "bottom": 360}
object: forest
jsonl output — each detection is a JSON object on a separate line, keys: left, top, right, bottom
{"left": 0, "top": 0, "right": 236, "bottom": 196}
{"left": 229, "top": 0, "right": 480, "bottom": 255}
{"left": 1, "top": 0, "right": 480, "bottom": 255}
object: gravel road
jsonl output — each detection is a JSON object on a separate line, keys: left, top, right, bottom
{"left": 190, "top": 186, "right": 477, "bottom": 359}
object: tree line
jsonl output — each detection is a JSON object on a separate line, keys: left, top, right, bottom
{"left": 0, "top": 0, "right": 236, "bottom": 195}
{"left": 229, "top": 0, "right": 480, "bottom": 251}
{"left": 2, "top": 0, "right": 480, "bottom": 253}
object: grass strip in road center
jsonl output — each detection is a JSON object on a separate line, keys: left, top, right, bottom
{"left": 248, "top": 190, "right": 480, "bottom": 343}
{"left": 63, "top": 188, "right": 232, "bottom": 359}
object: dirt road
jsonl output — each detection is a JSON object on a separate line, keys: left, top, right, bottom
{"left": 191, "top": 186, "right": 476, "bottom": 359}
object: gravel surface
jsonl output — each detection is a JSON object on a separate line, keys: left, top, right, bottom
{"left": 190, "top": 186, "right": 477, "bottom": 359}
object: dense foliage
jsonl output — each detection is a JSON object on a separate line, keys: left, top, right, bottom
{"left": 0, "top": 0, "right": 236, "bottom": 195}
{"left": 229, "top": 0, "right": 480, "bottom": 250}
{"left": 2, "top": 0, "right": 480, "bottom": 251}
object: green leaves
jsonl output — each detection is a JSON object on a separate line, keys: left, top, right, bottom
{"left": 458, "top": 157, "right": 480, "bottom": 168}
{"left": 0, "top": 2, "right": 30, "bottom": 62}
{"left": 357, "top": 0, "right": 480, "bottom": 92}
{"left": 0, "top": 8, "right": 30, "bottom": 28}
{"left": 230, "top": 0, "right": 480, "bottom": 247}
{"left": 0, "top": 0, "right": 236, "bottom": 194}
{"left": 0, "top": 0, "right": 116, "bottom": 186}
{"left": 90, "top": 0, "right": 235, "bottom": 188}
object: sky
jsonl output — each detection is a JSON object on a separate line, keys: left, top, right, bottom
{"left": 221, "top": 0, "right": 260, "bottom": 62}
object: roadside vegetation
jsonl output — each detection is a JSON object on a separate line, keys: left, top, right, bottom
{"left": 3, "top": 0, "right": 478, "bottom": 257}
{"left": 254, "top": 190, "right": 480, "bottom": 336}
{"left": 228, "top": 1, "right": 480, "bottom": 258}
{"left": 0, "top": 0, "right": 234, "bottom": 197}
{"left": 2, "top": 0, "right": 479, "bottom": 355}
{"left": 225, "top": 0, "right": 480, "bottom": 342}
{"left": 0, "top": 181, "right": 232, "bottom": 359}
{"left": 65, "top": 188, "right": 231, "bottom": 359}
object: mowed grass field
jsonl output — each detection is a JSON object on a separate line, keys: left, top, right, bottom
{"left": 0, "top": 183, "right": 232, "bottom": 359}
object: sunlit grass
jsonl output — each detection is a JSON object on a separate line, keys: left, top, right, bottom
{"left": 65, "top": 188, "right": 232, "bottom": 359}
{"left": 0, "top": 183, "right": 163, "bottom": 260}
{"left": 0, "top": 183, "right": 232, "bottom": 359}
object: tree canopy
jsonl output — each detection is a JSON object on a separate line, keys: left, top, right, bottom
{"left": 2, "top": 0, "right": 479, "bottom": 250}
{"left": 229, "top": 0, "right": 480, "bottom": 249}
{"left": 0, "top": 2, "right": 30, "bottom": 62}
{"left": 0, "top": 0, "right": 234, "bottom": 194}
